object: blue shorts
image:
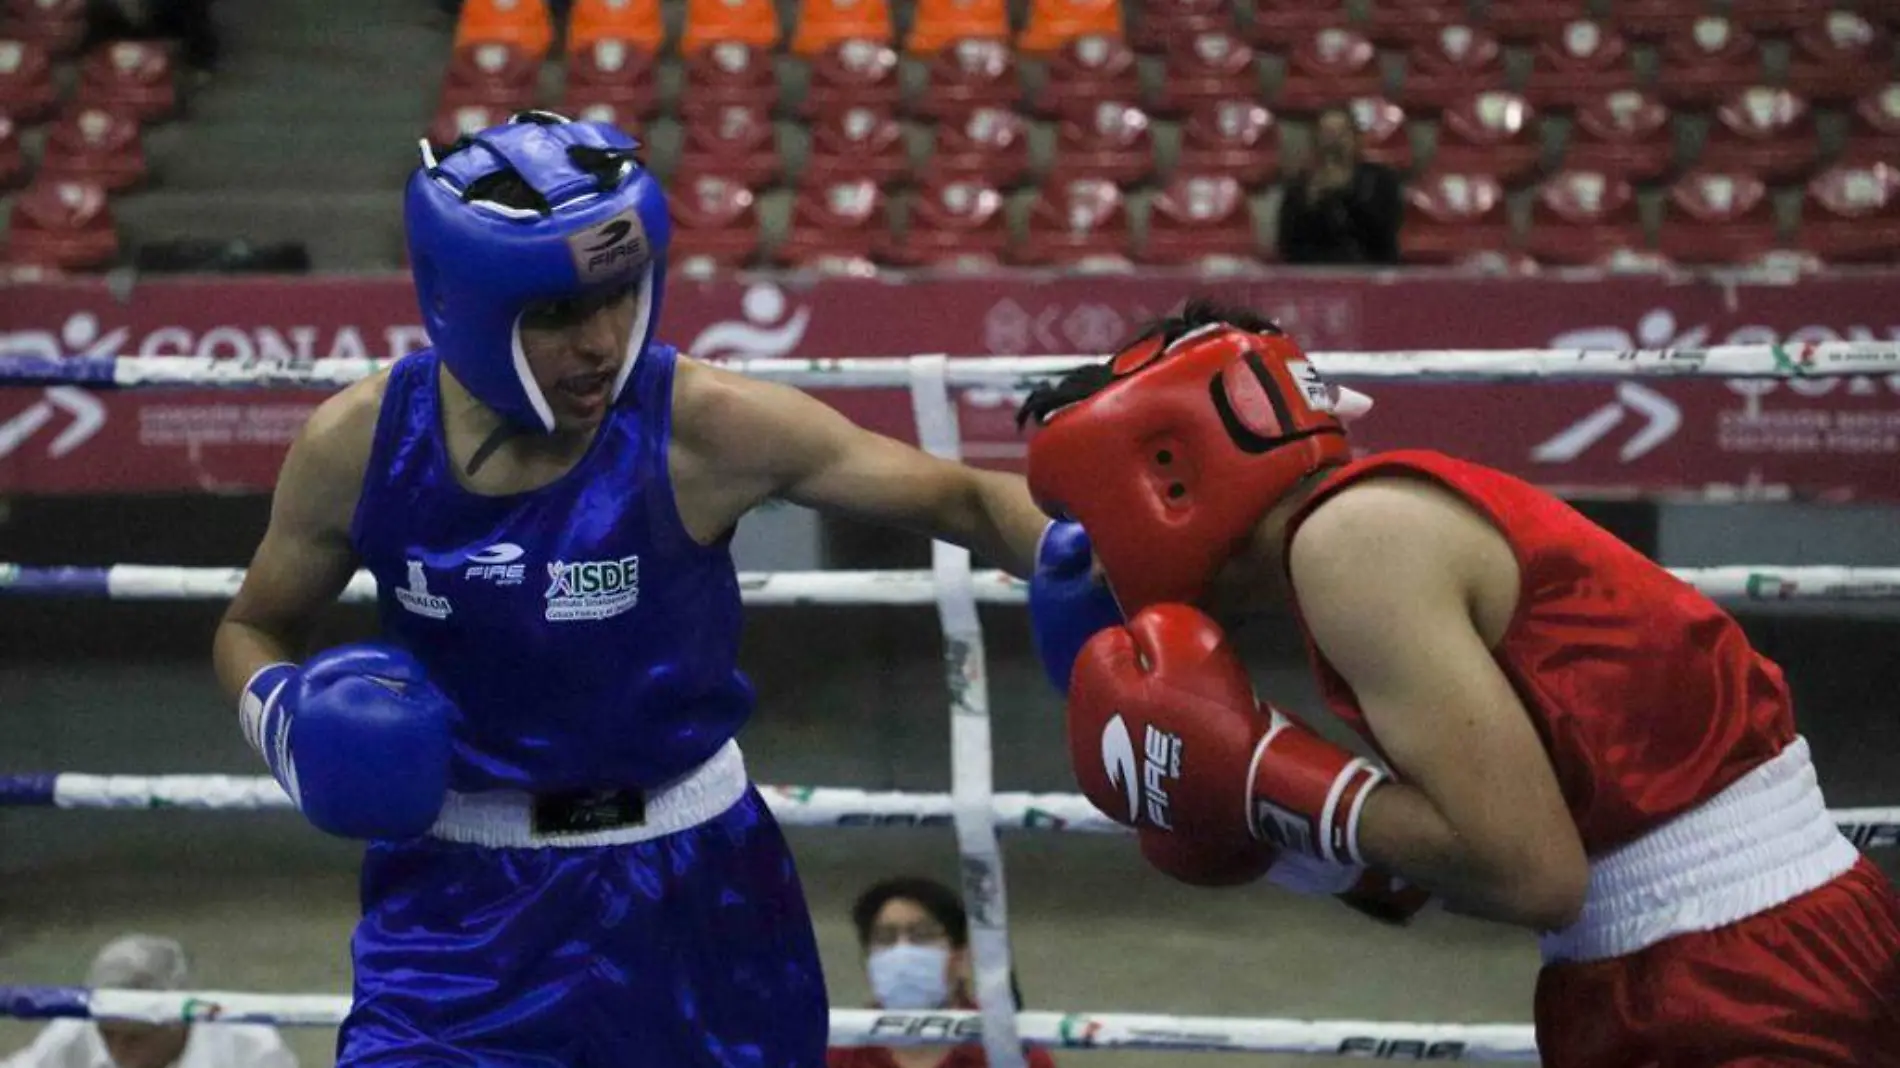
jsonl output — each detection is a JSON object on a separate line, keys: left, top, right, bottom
{"left": 336, "top": 787, "right": 829, "bottom": 1068}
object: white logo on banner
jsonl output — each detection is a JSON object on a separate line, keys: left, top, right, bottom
{"left": 687, "top": 284, "right": 811, "bottom": 359}
{"left": 0, "top": 387, "right": 105, "bottom": 460}
{"left": 1532, "top": 382, "right": 1681, "bottom": 463}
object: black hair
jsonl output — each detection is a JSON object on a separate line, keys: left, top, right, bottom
{"left": 1015, "top": 296, "right": 1284, "bottom": 429}
{"left": 850, "top": 876, "right": 969, "bottom": 949}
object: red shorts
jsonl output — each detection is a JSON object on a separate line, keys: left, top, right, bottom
{"left": 1534, "top": 858, "right": 1900, "bottom": 1067}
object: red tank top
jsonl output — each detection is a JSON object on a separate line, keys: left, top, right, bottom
{"left": 1286, "top": 450, "right": 1795, "bottom": 855}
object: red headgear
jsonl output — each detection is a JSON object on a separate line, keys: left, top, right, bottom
{"left": 1024, "top": 321, "right": 1370, "bottom": 614}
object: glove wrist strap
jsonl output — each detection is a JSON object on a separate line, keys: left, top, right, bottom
{"left": 238, "top": 661, "right": 297, "bottom": 756}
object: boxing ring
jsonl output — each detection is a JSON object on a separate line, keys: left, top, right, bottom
{"left": 3, "top": 342, "right": 1899, "bottom": 1064}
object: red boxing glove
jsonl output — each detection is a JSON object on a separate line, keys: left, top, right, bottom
{"left": 1139, "top": 828, "right": 1276, "bottom": 888}
{"left": 1246, "top": 703, "right": 1388, "bottom": 866}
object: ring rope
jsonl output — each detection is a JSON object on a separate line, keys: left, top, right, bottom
{"left": 0, "top": 986, "right": 1542, "bottom": 1059}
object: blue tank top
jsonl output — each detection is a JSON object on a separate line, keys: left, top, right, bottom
{"left": 349, "top": 344, "right": 752, "bottom": 793}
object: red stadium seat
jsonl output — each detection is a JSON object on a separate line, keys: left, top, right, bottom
{"left": 1796, "top": 163, "right": 1900, "bottom": 265}
{"left": 0, "top": 36, "right": 57, "bottom": 124}
{"left": 1610, "top": 0, "right": 1704, "bottom": 42}
{"left": 1048, "top": 101, "right": 1156, "bottom": 186}
{"left": 675, "top": 104, "right": 781, "bottom": 189}
{"left": 905, "top": 0, "right": 1009, "bottom": 55}
{"left": 1276, "top": 29, "right": 1382, "bottom": 114}
{"left": 907, "top": 38, "right": 1020, "bottom": 122}
{"left": 0, "top": 113, "right": 27, "bottom": 190}
{"left": 426, "top": 103, "right": 512, "bottom": 152}
{"left": 1247, "top": 0, "right": 1345, "bottom": 49}
{"left": 1138, "top": 173, "right": 1260, "bottom": 265}
{"left": 1349, "top": 95, "right": 1413, "bottom": 171}
{"left": 1399, "top": 25, "right": 1508, "bottom": 111}
{"left": 439, "top": 43, "right": 540, "bottom": 112}
{"left": 76, "top": 41, "right": 177, "bottom": 124}
{"left": 1522, "top": 169, "right": 1647, "bottom": 265}
{"left": 560, "top": 38, "right": 659, "bottom": 120}
{"left": 1480, "top": 0, "right": 1590, "bottom": 44}
{"left": 802, "top": 106, "right": 911, "bottom": 186}
{"left": 1130, "top": 0, "right": 1236, "bottom": 54}
{"left": 885, "top": 179, "right": 1010, "bottom": 266}
{"left": 1562, "top": 89, "right": 1674, "bottom": 182}
{"left": 1783, "top": 12, "right": 1891, "bottom": 104}
{"left": 1654, "top": 18, "right": 1764, "bottom": 108}
{"left": 1175, "top": 99, "right": 1280, "bottom": 187}
{"left": 1029, "top": 35, "right": 1141, "bottom": 121}
{"left": 679, "top": 41, "right": 778, "bottom": 120}
{"left": 1009, "top": 178, "right": 1133, "bottom": 266}
{"left": 5, "top": 179, "right": 117, "bottom": 270}
{"left": 1696, "top": 87, "right": 1818, "bottom": 183}
{"left": 3, "top": 0, "right": 86, "bottom": 56}
{"left": 1402, "top": 170, "right": 1513, "bottom": 264}
{"left": 1150, "top": 31, "right": 1258, "bottom": 116}
{"left": 668, "top": 173, "right": 762, "bottom": 269}
{"left": 1431, "top": 91, "right": 1544, "bottom": 185}
{"left": 1363, "top": 0, "right": 1463, "bottom": 47}
{"left": 39, "top": 106, "right": 146, "bottom": 192}
{"left": 1725, "top": 0, "right": 1818, "bottom": 36}
{"left": 775, "top": 178, "right": 891, "bottom": 269}
{"left": 1841, "top": 84, "right": 1900, "bottom": 167}
{"left": 1656, "top": 170, "right": 1782, "bottom": 265}
{"left": 802, "top": 39, "right": 901, "bottom": 117}
{"left": 923, "top": 106, "right": 1031, "bottom": 187}
{"left": 1018, "top": 0, "right": 1125, "bottom": 57}
{"left": 790, "top": 0, "right": 894, "bottom": 57}
{"left": 1523, "top": 21, "right": 1636, "bottom": 110}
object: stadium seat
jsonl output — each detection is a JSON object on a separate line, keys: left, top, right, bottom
{"left": 1609, "top": 0, "right": 1704, "bottom": 42}
{"left": 1248, "top": 0, "right": 1344, "bottom": 49}
{"left": 1562, "top": 89, "right": 1673, "bottom": 182}
{"left": 1029, "top": 35, "right": 1142, "bottom": 120}
{"left": 1431, "top": 91, "right": 1544, "bottom": 185}
{"left": 1696, "top": 87, "right": 1818, "bottom": 183}
{"left": 1656, "top": 170, "right": 1781, "bottom": 265}
{"left": 674, "top": 103, "right": 781, "bottom": 188}
{"left": 1654, "top": 17, "right": 1763, "bottom": 108}
{"left": 680, "top": 0, "right": 781, "bottom": 54}
{"left": 4, "top": 179, "right": 117, "bottom": 270}
{"left": 1276, "top": 29, "right": 1383, "bottom": 114}
{"left": 1349, "top": 95, "right": 1413, "bottom": 171}
{"left": 1399, "top": 25, "right": 1508, "bottom": 111}
{"left": 678, "top": 41, "right": 778, "bottom": 119}
{"left": 775, "top": 178, "right": 891, "bottom": 268}
{"left": 1841, "top": 84, "right": 1900, "bottom": 167}
{"left": 802, "top": 105, "right": 911, "bottom": 186}
{"left": 1523, "top": 21, "right": 1636, "bottom": 110}
{"left": 885, "top": 179, "right": 1010, "bottom": 266}
{"left": 567, "top": 0, "right": 664, "bottom": 53}
{"left": 1138, "top": 173, "right": 1261, "bottom": 265}
{"left": 1130, "top": 0, "right": 1236, "bottom": 54}
{"left": 1009, "top": 178, "right": 1133, "bottom": 266}
{"left": 668, "top": 173, "right": 762, "bottom": 269}
{"left": 908, "top": 38, "right": 1020, "bottom": 121}
{"left": 3, "top": 0, "right": 86, "bottom": 57}
{"left": 454, "top": 0, "right": 554, "bottom": 61}
{"left": 1726, "top": 0, "right": 1823, "bottom": 37}
{"left": 1480, "top": 0, "right": 1590, "bottom": 44}
{"left": 1048, "top": 101, "right": 1156, "bottom": 186}
{"left": 905, "top": 0, "right": 1010, "bottom": 55}
{"left": 790, "top": 0, "right": 893, "bottom": 56}
{"left": 76, "top": 41, "right": 177, "bottom": 124}
{"left": 1150, "top": 30, "right": 1257, "bottom": 116}
{"left": 0, "top": 113, "right": 27, "bottom": 190}
{"left": 38, "top": 106, "right": 146, "bottom": 192}
{"left": 1018, "top": 0, "right": 1125, "bottom": 56}
{"left": 1175, "top": 99, "right": 1279, "bottom": 187}
{"left": 440, "top": 43, "right": 541, "bottom": 112}
{"left": 1363, "top": 0, "right": 1464, "bottom": 47}
{"left": 0, "top": 37, "right": 58, "bottom": 124}
{"left": 1402, "top": 170, "right": 1513, "bottom": 265}
{"left": 803, "top": 39, "right": 900, "bottom": 117}
{"left": 923, "top": 106, "right": 1031, "bottom": 187}
{"left": 1783, "top": 12, "right": 1891, "bottom": 104}
{"left": 1796, "top": 163, "right": 1900, "bottom": 264}
{"left": 426, "top": 103, "right": 513, "bottom": 151}
{"left": 1522, "top": 169, "right": 1647, "bottom": 265}
{"left": 560, "top": 38, "right": 659, "bottom": 119}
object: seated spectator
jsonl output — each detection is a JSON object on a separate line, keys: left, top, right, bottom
{"left": 85, "top": 0, "right": 220, "bottom": 74}
{"left": 0, "top": 935, "right": 296, "bottom": 1068}
{"left": 828, "top": 877, "right": 1056, "bottom": 1068}
{"left": 1275, "top": 104, "right": 1403, "bottom": 264}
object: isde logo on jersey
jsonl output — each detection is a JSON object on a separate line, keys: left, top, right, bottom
{"left": 464, "top": 542, "right": 527, "bottom": 586}
{"left": 544, "top": 554, "right": 640, "bottom": 622}
{"left": 394, "top": 559, "right": 453, "bottom": 620}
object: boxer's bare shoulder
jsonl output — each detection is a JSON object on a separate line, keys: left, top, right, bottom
{"left": 278, "top": 368, "right": 391, "bottom": 537}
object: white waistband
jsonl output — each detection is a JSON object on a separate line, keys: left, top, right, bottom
{"left": 427, "top": 741, "right": 749, "bottom": 848}
{"left": 1540, "top": 736, "right": 1859, "bottom": 964}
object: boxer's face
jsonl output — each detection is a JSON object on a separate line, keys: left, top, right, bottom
{"left": 97, "top": 1021, "right": 189, "bottom": 1068}
{"left": 517, "top": 284, "right": 638, "bottom": 431}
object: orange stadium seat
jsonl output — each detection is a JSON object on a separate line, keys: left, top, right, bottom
{"left": 1656, "top": 170, "right": 1781, "bottom": 265}
{"left": 1139, "top": 173, "right": 1261, "bottom": 265}
{"left": 1562, "top": 89, "right": 1674, "bottom": 182}
{"left": 76, "top": 42, "right": 176, "bottom": 124}
{"left": 674, "top": 103, "right": 781, "bottom": 188}
{"left": 669, "top": 173, "right": 762, "bottom": 269}
{"left": 678, "top": 41, "right": 778, "bottom": 118}
{"left": 440, "top": 43, "right": 541, "bottom": 111}
{"left": 1783, "top": 12, "right": 1890, "bottom": 104}
{"left": 922, "top": 106, "right": 1031, "bottom": 187}
{"left": 1841, "top": 84, "right": 1900, "bottom": 167}
{"left": 1029, "top": 34, "right": 1140, "bottom": 120}
{"left": 885, "top": 178, "right": 1010, "bottom": 266}
{"left": 802, "top": 105, "right": 910, "bottom": 186}
{"left": 1018, "top": 0, "right": 1124, "bottom": 57}
{"left": 1796, "top": 162, "right": 1900, "bottom": 264}
{"left": 907, "top": 38, "right": 1020, "bottom": 121}
{"left": 1726, "top": 0, "right": 1820, "bottom": 36}
{"left": 1402, "top": 170, "right": 1514, "bottom": 264}
{"left": 1248, "top": 0, "right": 1345, "bottom": 49}
{"left": 774, "top": 178, "right": 891, "bottom": 268}
{"left": 5, "top": 179, "right": 117, "bottom": 270}
{"left": 1363, "top": 0, "right": 1464, "bottom": 47}
{"left": 1523, "top": 20, "right": 1636, "bottom": 110}
{"left": 1151, "top": 30, "right": 1258, "bottom": 116}
{"left": 1276, "top": 29, "right": 1382, "bottom": 114}
{"left": 1175, "top": 99, "right": 1279, "bottom": 187}
{"left": 427, "top": 102, "right": 513, "bottom": 151}
{"left": 1480, "top": 0, "right": 1590, "bottom": 44}
{"left": 39, "top": 106, "right": 146, "bottom": 192}
{"left": 1400, "top": 25, "right": 1508, "bottom": 111}
{"left": 1431, "top": 91, "right": 1543, "bottom": 185}
{"left": 1522, "top": 169, "right": 1647, "bottom": 265}
{"left": 0, "top": 113, "right": 27, "bottom": 191}
{"left": 1610, "top": 0, "right": 1704, "bottom": 42}
{"left": 790, "top": 0, "right": 892, "bottom": 56}
{"left": 905, "top": 0, "right": 1010, "bottom": 55}
{"left": 680, "top": 0, "right": 781, "bottom": 55}
{"left": 1654, "top": 18, "right": 1763, "bottom": 108}
{"left": 567, "top": 0, "right": 664, "bottom": 54}
{"left": 802, "top": 39, "right": 900, "bottom": 117}
{"left": 560, "top": 38, "right": 659, "bottom": 119}
{"left": 455, "top": 0, "right": 554, "bottom": 61}
{"left": 1696, "top": 87, "right": 1817, "bottom": 182}
{"left": 1047, "top": 101, "right": 1155, "bottom": 186}
{"left": 1130, "top": 0, "right": 1235, "bottom": 54}
{"left": 0, "top": 37, "right": 58, "bottom": 124}
{"left": 1009, "top": 178, "right": 1133, "bottom": 266}
{"left": 3, "top": 0, "right": 86, "bottom": 56}
{"left": 1349, "top": 95, "right": 1413, "bottom": 170}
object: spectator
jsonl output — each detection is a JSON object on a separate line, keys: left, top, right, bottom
{"left": 86, "top": 1, "right": 220, "bottom": 75}
{"left": 0, "top": 935, "right": 296, "bottom": 1068}
{"left": 1275, "top": 105, "right": 1403, "bottom": 265}
{"left": 827, "top": 877, "right": 1056, "bottom": 1068}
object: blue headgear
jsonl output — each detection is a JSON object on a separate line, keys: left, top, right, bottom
{"left": 404, "top": 111, "right": 670, "bottom": 433}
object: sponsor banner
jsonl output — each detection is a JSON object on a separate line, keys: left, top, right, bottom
{"left": 2, "top": 272, "right": 1898, "bottom": 497}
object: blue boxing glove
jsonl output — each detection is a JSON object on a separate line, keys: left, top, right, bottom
{"left": 239, "top": 642, "right": 454, "bottom": 840}
{"left": 1029, "top": 520, "right": 1125, "bottom": 693}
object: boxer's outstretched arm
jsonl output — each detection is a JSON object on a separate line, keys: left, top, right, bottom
{"left": 1288, "top": 479, "right": 1588, "bottom": 932}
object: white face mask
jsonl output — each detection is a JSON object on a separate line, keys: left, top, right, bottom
{"left": 867, "top": 943, "right": 951, "bottom": 1010}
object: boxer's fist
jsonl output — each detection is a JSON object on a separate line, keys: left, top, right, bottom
{"left": 1029, "top": 521, "right": 1123, "bottom": 693}
{"left": 1265, "top": 851, "right": 1434, "bottom": 925}
{"left": 1139, "top": 828, "right": 1276, "bottom": 888}
{"left": 241, "top": 643, "right": 454, "bottom": 840}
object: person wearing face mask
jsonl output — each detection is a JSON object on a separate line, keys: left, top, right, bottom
{"left": 1275, "top": 104, "right": 1403, "bottom": 265}
{"left": 828, "top": 878, "right": 1056, "bottom": 1068}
